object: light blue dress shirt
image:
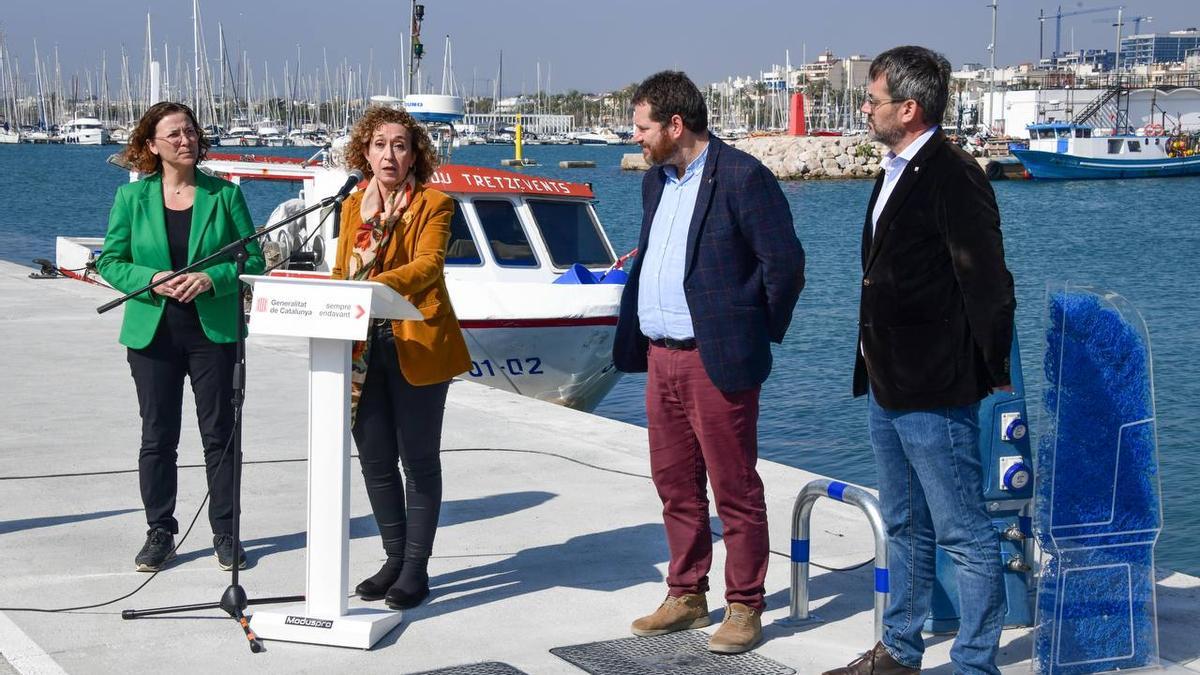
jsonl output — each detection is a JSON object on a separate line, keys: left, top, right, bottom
{"left": 637, "top": 144, "right": 709, "bottom": 340}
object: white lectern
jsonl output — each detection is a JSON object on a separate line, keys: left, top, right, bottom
{"left": 240, "top": 274, "right": 421, "bottom": 649}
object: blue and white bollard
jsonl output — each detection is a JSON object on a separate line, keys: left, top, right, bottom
{"left": 789, "top": 479, "right": 889, "bottom": 643}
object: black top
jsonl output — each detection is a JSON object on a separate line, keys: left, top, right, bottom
{"left": 164, "top": 205, "right": 192, "bottom": 271}
{"left": 163, "top": 205, "right": 199, "bottom": 320}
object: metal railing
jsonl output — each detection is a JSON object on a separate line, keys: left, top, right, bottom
{"left": 789, "top": 478, "right": 889, "bottom": 642}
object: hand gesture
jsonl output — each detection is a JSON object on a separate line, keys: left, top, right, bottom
{"left": 172, "top": 272, "right": 214, "bottom": 303}
{"left": 151, "top": 271, "right": 181, "bottom": 298}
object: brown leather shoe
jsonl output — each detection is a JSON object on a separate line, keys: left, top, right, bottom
{"left": 708, "top": 602, "right": 763, "bottom": 654}
{"left": 822, "top": 642, "right": 919, "bottom": 675}
{"left": 631, "top": 594, "right": 711, "bottom": 636}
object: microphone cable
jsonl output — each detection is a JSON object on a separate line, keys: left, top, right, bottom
{"left": 0, "top": 445, "right": 874, "bottom": 614}
{"left": 0, "top": 427, "right": 235, "bottom": 614}
{"left": 440, "top": 448, "right": 876, "bottom": 573}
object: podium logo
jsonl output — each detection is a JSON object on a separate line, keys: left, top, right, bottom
{"left": 284, "top": 615, "right": 333, "bottom": 629}
{"left": 256, "top": 297, "right": 269, "bottom": 312}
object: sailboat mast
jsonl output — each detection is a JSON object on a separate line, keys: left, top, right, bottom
{"left": 192, "top": 0, "right": 201, "bottom": 119}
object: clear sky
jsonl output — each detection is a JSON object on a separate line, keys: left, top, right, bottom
{"left": 1, "top": 0, "right": 1196, "bottom": 96}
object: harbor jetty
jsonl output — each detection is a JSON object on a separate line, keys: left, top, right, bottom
{"left": 732, "top": 135, "right": 886, "bottom": 180}
{"left": 622, "top": 135, "right": 887, "bottom": 179}
{"left": 2, "top": 260, "right": 1198, "bottom": 673}
{"left": 624, "top": 135, "right": 1026, "bottom": 181}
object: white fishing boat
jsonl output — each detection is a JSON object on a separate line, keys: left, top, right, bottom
{"left": 61, "top": 117, "right": 111, "bottom": 145}
{"left": 55, "top": 96, "right": 629, "bottom": 412}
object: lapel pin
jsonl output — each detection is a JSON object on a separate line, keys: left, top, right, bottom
{"left": 913, "top": 166, "right": 921, "bottom": 173}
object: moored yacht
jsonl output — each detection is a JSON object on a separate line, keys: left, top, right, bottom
{"left": 61, "top": 117, "right": 110, "bottom": 145}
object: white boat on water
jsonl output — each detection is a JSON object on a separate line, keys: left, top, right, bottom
{"left": 56, "top": 95, "right": 630, "bottom": 412}
{"left": 220, "top": 124, "right": 262, "bottom": 147}
{"left": 61, "top": 117, "right": 110, "bottom": 145}
{"left": 571, "top": 127, "right": 624, "bottom": 145}
{"left": 257, "top": 120, "right": 289, "bottom": 147}
{"left": 0, "top": 127, "right": 19, "bottom": 143}
{"left": 288, "top": 124, "right": 328, "bottom": 147}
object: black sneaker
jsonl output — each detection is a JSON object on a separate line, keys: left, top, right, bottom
{"left": 213, "top": 534, "right": 247, "bottom": 571}
{"left": 135, "top": 527, "right": 177, "bottom": 572}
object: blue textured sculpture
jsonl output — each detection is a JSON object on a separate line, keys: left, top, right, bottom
{"left": 1034, "top": 287, "right": 1162, "bottom": 674}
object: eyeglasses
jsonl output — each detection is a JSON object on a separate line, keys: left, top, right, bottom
{"left": 864, "top": 97, "right": 908, "bottom": 111}
{"left": 154, "top": 128, "right": 199, "bottom": 146}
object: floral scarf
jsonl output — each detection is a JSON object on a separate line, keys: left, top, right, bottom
{"left": 348, "top": 174, "right": 415, "bottom": 424}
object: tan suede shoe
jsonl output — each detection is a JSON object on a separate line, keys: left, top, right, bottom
{"left": 708, "top": 602, "right": 762, "bottom": 654}
{"left": 631, "top": 594, "right": 711, "bottom": 636}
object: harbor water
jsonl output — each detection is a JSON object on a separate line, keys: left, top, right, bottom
{"left": 1, "top": 142, "right": 1197, "bottom": 578}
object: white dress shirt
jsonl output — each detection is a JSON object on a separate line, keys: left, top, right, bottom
{"left": 871, "top": 126, "right": 938, "bottom": 234}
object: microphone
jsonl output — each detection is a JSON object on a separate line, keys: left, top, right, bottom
{"left": 332, "top": 170, "right": 364, "bottom": 206}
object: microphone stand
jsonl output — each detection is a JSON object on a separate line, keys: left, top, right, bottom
{"left": 99, "top": 191, "right": 348, "bottom": 652}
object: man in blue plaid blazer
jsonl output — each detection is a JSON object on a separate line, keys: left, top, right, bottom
{"left": 613, "top": 70, "right": 805, "bottom": 654}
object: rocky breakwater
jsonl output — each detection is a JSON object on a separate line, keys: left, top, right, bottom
{"left": 730, "top": 135, "right": 887, "bottom": 180}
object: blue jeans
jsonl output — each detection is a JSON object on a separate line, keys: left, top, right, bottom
{"left": 868, "top": 391, "right": 1004, "bottom": 675}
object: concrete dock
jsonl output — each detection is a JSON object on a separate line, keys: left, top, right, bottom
{"left": 1, "top": 260, "right": 1197, "bottom": 674}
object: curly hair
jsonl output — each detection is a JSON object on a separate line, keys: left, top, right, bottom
{"left": 345, "top": 106, "right": 437, "bottom": 184}
{"left": 123, "top": 101, "right": 210, "bottom": 174}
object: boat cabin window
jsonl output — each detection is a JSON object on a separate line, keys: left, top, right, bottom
{"left": 1108, "top": 139, "right": 1124, "bottom": 154}
{"left": 473, "top": 199, "right": 538, "bottom": 267}
{"left": 527, "top": 200, "right": 615, "bottom": 268}
{"left": 1127, "top": 140, "right": 1142, "bottom": 152}
{"left": 1057, "top": 128, "right": 1071, "bottom": 139}
{"left": 445, "top": 201, "right": 481, "bottom": 265}
{"left": 1076, "top": 128, "right": 1091, "bottom": 138}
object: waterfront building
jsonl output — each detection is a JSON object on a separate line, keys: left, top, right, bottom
{"left": 979, "top": 87, "right": 1200, "bottom": 137}
{"left": 1120, "top": 29, "right": 1200, "bottom": 67}
{"left": 461, "top": 112, "right": 573, "bottom": 136}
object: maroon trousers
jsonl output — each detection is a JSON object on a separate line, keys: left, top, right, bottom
{"left": 646, "top": 343, "right": 768, "bottom": 611}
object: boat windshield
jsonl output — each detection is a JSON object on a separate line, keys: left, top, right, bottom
{"left": 474, "top": 200, "right": 538, "bottom": 267}
{"left": 446, "top": 202, "right": 482, "bottom": 265}
{"left": 527, "top": 200, "right": 615, "bottom": 268}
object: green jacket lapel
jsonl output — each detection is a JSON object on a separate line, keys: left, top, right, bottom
{"left": 137, "top": 173, "right": 172, "bottom": 270}
{"left": 188, "top": 172, "right": 220, "bottom": 263}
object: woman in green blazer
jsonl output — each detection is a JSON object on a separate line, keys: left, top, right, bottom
{"left": 96, "top": 101, "right": 264, "bottom": 573}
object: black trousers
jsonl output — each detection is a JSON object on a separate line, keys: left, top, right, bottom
{"left": 127, "top": 305, "right": 236, "bottom": 535}
{"left": 352, "top": 325, "right": 450, "bottom": 563}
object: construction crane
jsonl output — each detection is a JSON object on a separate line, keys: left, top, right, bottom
{"left": 1038, "top": 4, "right": 1125, "bottom": 60}
{"left": 1095, "top": 14, "right": 1152, "bottom": 34}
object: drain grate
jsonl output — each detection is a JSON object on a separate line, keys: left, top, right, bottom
{"left": 407, "top": 663, "right": 529, "bottom": 675}
{"left": 550, "top": 630, "right": 796, "bottom": 675}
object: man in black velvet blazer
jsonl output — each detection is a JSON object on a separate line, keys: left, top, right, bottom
{"left": 824, "top": 47, "right": 1015, "bottom": 675}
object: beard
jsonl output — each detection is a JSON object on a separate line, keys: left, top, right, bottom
{"left": 643, "top": 134, "right": 679, "bottom": 166}
{"left": 868, "top": 115, "right": 904, "bottom": 148}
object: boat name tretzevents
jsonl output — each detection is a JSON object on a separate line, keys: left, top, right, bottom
{"left": 429, "top": 170, "right": 581, "bottom": 196}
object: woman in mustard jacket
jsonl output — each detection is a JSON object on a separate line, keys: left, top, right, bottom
{"left": 330, "top": 106, "right": 470, "bottom": 610}
{"left": 96, "top": 101, "right": 264, "bottom": 573}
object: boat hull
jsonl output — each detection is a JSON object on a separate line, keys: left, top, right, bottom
{"left": 1012, "top": 148, "right": 1200, "bottom": 180}
{"left": 459, "top": 322, "right": 621, "bottom": 412}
